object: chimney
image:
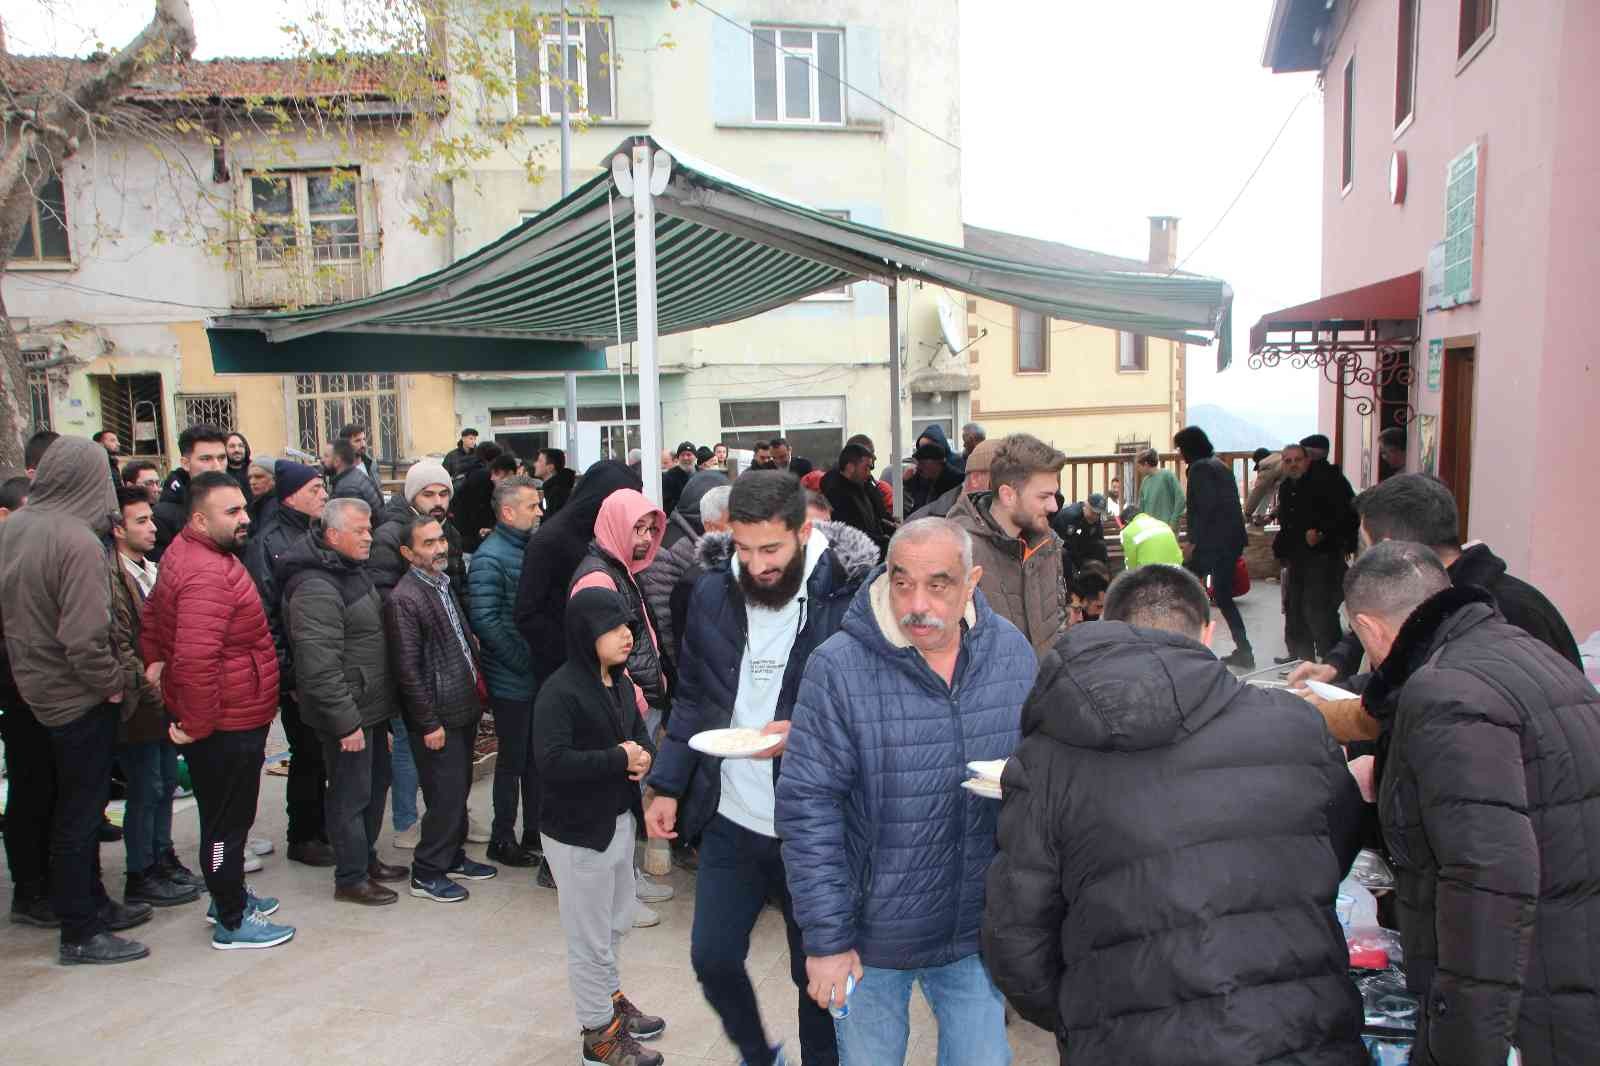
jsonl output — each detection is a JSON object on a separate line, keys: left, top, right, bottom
{"left": 1148, "top": 216, "right": 1180, "bottom": 272}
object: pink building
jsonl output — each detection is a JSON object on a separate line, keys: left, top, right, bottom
{"left": 1256, "top": 0, "right": 1600, "bottom": 637}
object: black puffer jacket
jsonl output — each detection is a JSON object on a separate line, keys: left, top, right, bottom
{"left": 1324, "top": 542, "right": 1581, "bottom": 678}
{"left": 983, "top": 621, "right": 1366, "bottom": 1065}
{"left": 540, "top": 466, "right": 576, "bottom": 516}
{"left": 820, "top": 467, "right": 888, "bottom": 556}
{"left": 329, "top": 464, "right": 384, "bottom": 520}
{"left": 150, "top": 467, "right": 190, "bottom": 562}
{"left": 1051, "top": 500, "right": 1109, "bottom": 577}
{"left": 384, "top": 568, "right": 481, "bottom": 733}
{"left": 514, "top": 461, "right": 640, "bottom": 681}
{"left": 367, "top": 493, "right": 468, "bottom": 613}
{"left": 1184, "top": 455, "right": 1247, "bottom": 557}
{"left": 244, "top": 503, "right": 314, "bottom": 681}
{"left": 278, "top": 530, "right": 394, "bottom": 737}
{"left": 640, "top": 471, "right": 728, "bottom": 666}
{"left": 1366, "top": 585, "right": 1600, "bottom": 1066}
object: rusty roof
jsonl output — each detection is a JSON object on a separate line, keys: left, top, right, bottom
{"left": 0, "top": 54, "right": 434, "bottom": 103}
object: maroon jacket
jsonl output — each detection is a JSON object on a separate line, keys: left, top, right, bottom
{"left": 140, "top": 526, "right": 279, "bottom": 739}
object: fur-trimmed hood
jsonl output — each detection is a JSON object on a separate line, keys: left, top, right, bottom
{"left": 694, "top": 519, "right": 879, "bottom": 581}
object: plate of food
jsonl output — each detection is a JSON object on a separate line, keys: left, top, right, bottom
{"left": 1304, "top": 679, "right": 1361, "bottom": 702}
{"left": 689, "top": 727, "right": 783, "bottom": 759}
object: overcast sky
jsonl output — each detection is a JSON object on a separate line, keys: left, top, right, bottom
{"left": 9, "top": 0, "right": 1323, "bottom": 419}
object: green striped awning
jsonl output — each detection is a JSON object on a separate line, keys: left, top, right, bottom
{"left": 208, "top": 135, "right": 1232, "bottom": 372}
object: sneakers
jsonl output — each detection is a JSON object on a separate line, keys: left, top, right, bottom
{"left": 211, "top": 909, "right": 295, "bottom": 951}
{"left": 634, "top": 870, "right": 674, "bottom": 904}
{"left": 466, "top": 816, "right": 491, "bottom": 844}
{"left": 246, "top": 836, "right": 274, "bottom": 856}
{"left": 393, "top": 822, "right": 422, "bottom": 849}
{"left": 241, "top": 850, "right": 263, "bottom": 873}
{"left": 581, "top": 1015, "right": 663, "bottom": 1066}
{"left": 449, "top": 856, "right": 498, "bottom": 881}
{"left": 205, "top": 886, "right": 279, "bottom": 925}
{"left": 409, "top": 874, "right": 469, "bottom": 903}
{"left": 612, "top": 991, "right": 666, "bottom": 1040}
{"left": 125, "top": 870, "right": 201, "bottom": 908}
{"left": 1222, "top": 648, "right": 1257, "bottom": 671}
{"left": 486, "top": 839, "right": 538, "bottom": 867}
{"left": 59, "top": 931, "right": 149, "bottom": 966}
{"left": 155, "top": 848, "right": 205, "bottom": 890}
{"left": 537, "top": 859, "right": 556, "bottom": 890}
{"left": 632, "top": 903, "right": 660, "bottom": 929}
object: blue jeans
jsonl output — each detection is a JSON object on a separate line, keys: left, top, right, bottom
{"left": 835, "top": 954, "right": 1010, "bottom": 1066}
{"left": 389, "top": 716, "right": 419, "bottom": 831}
{"left": 118, "top": 740, "right": 178, "bottom": 875}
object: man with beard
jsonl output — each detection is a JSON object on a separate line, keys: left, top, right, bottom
{"left": 820, "top": 442, "right": 889, "bottom": 557}
{"left": 771, "top": 438, "right": 812, "bottom": 479}
{"left": 152, "top": 423, "right": 230, "bottom": 560}
{"left": 141, "top": 472, "right": 293, "bottom": 949}
{"left": 749, "top": 442, "right": 777, "bottom": 471}
{"left": 662, "top": 442, "right": 698, "bottom": 518}
{"left": 645, "top": 472, "right": 877, "bottom": 1066}
{"left": 224, "top": 432, "right": 254, "bottom": 502}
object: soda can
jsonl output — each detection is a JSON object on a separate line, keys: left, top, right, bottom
{"left": 829, "top": 973, "right": 858, "bottom": 1020}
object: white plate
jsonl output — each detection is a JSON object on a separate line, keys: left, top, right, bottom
{"left": 966, "top": 759, "right": 1008, "bottom": 782}
{"left": 961, "top": 778, "right": 1003, "bottom": 800}
{"left": 1305, "top": 679, "right": 1361, "bottom": 702}
{"left": 688, "top": 728, "right": 783, "bottom": 759}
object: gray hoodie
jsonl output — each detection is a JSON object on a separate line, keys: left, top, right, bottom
{"left": 0, "top": 436, "right": 122, "bottom": 725}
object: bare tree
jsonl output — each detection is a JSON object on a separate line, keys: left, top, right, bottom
{"left": 0, "top": 0, "right": 197, "bottom": 467}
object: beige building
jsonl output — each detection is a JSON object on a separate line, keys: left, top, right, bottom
{"left": 963, "top": 219, "right": 1189, "bottom": 458}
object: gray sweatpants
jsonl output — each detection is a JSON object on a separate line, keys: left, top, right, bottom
{"left": 542, "top": 812, "right": 637, "bottom": 1030}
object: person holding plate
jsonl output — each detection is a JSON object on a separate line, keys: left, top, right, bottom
{"left": 645, "top": 471, "right": 877, "bottom": 1066}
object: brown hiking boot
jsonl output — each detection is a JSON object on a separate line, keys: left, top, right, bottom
{"left": 581, "top": 1015, "right": 663, "bottom": 1066}
{"left": 612, "top": 990, "right": 666, "bottom": 1040}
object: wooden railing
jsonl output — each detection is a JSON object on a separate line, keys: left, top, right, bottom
{"left": 1060, "top": 450, "right": 1261, "bottom": 512}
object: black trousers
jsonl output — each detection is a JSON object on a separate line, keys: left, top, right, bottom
{"left": 1189, "top": 546, "right": 1252, "bottom": 654}
{"left": 44, "top": 703, "right": 118, "bottom": 945}
{"left": 1285, "top": 553, "right": 1347, "bottom": 663}
{"left": 319, "top": 723, "right": 392, "bottom": 888}
{"left": 409, "top": 716, "right": 478, "bottom": 880}
{"left": 1, "top": 704, "right": 53, "bottom": 903}
{"left": 489, "top": 696, "right": 539, "bottom": 846}
{"left": 279, "top": 693, "right": 327, "bottom": 845}
{"left": 185, "top": 725, "right": 269, "bottom": 931}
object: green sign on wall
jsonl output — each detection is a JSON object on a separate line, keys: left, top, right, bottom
{"left": 1441, "top": 143, "right": 1479, "bottom": 308}
{"left": 1427, "top": 339, "right": 1442, "bottom": 391}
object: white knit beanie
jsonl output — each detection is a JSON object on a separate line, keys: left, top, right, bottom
{"left": 404, "top": 461, "right": 452, "bottom": 503}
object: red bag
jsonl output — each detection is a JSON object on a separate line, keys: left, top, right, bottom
{"left": 1206, "top": 557, "right": 1251, "bottom": 602}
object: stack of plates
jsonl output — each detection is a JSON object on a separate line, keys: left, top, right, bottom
{"left": 962, "top": 759, "right": 1006, "bottom": 800}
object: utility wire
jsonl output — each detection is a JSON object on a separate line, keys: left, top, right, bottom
{"left": 691, "top": 0, "right": 962, "bottom": 153}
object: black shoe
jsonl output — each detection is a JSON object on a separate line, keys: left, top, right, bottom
{"left": 9, "top": 897, "right": 60, "bottom": 929}
{"left": 59, "top": 931, "right": 149, "bottom": 966}
{"left": 670, "top": 842, "right": 699, "bottom": 871}
{"left": 487, "top": 839, "right": 537, "bottom": 867}
{"left": 99, "top": 898, "right": 154, "bottom": 931}
{"left": 1223, "top": 649, "right": 1257, "bottom": 671}
{"left": 1273, "top": 655, "right": 1298, "bottom": 665}
{"left": 287, "top": 840, "right": 337, "bottom": 867}
{"left": 125, "top": 872, "right": 201, "bottom": 908}
{"left": 155, "top": 848, "right": 205, "bottom": 890}
{"left": 519, "top": 834, "right": 544, "bottom": 861}
{"left": 536, "top": 859, "right": 556, "bottom": 890}
{"left": 98, "top": 819, "right": 123, "bottom": 843}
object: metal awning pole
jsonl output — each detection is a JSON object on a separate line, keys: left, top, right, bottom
{"left": 559, "top": 9, "right": 579, "bottom": 459}
{"left": 888, "top": 279, "right": 903, "bottom": 521}
{"left": 632, "top": 143, "right": 663, "bottom": 507}
{"left": 564, "top": 370, "right": 579, "bottom": 464}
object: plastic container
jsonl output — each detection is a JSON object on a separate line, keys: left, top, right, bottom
{"left": 829, "top": 973, "right": 857, "bottom": 1020}
{"left": 1337, "top": 878, "right": 1380, "bottom": 929}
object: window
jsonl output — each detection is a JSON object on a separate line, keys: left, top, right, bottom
{"left": 94, "top": 374, "right": 166, "bottom": 457}
{"left": 753, "top": 26, "right": 844, "bottom": 125}
{"left": 801, "top": 210, "right": 853, "bottom": 300}
{"left": 1014, "top": 309, "right": 1049, "bottom": 373}
{"left": 1458, "top": 0, "right": 1494, "bottom": 61}
{"left": 294, "top": 373, "right": 400, "bottom": 465}
{"left": 12, "top": 174, "right": 70, "bottom": 263}
{"left": 1341, "top": 56, "right": 1356, "bottom": 192}
{"left": 912, "top": 393, "right": 957, "bottom": 447}
{"left": 514, "top": 17, "right": 615, "bottom": 119}
{"left": 720, "top": 396, "right": 845, "bottom": 464}
{"left": 1117, "top": 332, "right": 1149, "bottom": 373}
{"left": 576, "top": 404, "right": 639, "bottom": 461}
{"left": 21, "top": 349, "right": 52, "bottom": 434}
{"left": 178, "top": 393, "right": 237, "bottom": 432}
{"left": 249, "top": 170, "right": 360, "bottom": 263}
{"left": 1395, "top": 0, "right": 1419, "bottom": 130}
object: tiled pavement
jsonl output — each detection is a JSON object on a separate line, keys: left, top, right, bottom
{"left": 0, "top": 588, "right": 1292, "bottom": 1066}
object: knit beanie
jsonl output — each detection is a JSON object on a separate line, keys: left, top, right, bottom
{"left": 274, "top": 460, "right": 320, "bottom": 502}
{"left": 405, "top": 461, "right": 452, "bottom": 503}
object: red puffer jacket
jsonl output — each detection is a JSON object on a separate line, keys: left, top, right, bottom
{"left": 140, "top": 526, "right": 279, "bottom": 739}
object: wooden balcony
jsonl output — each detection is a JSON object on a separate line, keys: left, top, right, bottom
{"left": 228, "top": 233, "right": 381, "bottom": 310}
{"left": 1061, "top": 450, "right": 1262, "bottom": 510}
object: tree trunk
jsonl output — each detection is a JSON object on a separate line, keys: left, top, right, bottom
{"left": 0, "top": 0, "right": 197, "bottom": 468}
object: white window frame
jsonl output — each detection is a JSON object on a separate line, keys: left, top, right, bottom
{"left": 246, "top": 169, "right": 362, "bottom": 264}
{"left": 516, "top": 16, "right": 617, "bottom": 121}
{"left": 719, "top": 396, "right": 847, "bottom": 448}
{"left": 292, "top": 373, "right": 402, "bottom": 465}
{"left": 1394, "top": 0, "right": 1420, "bottom": 136}
{"left": 1117, "top": 332, "right": 1149, "bottom": 374}
{"left": 800, "top": 209, "right": 854, "bottom": 301}
{"left": 752, "top": 25, "right": 845, "bottom": 126}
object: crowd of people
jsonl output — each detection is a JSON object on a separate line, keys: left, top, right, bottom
{"left": 1, "top": 416, "right": 1596, "bottom": 1066}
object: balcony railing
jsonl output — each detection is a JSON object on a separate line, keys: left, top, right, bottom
{"left": 228, "top": 233, "right": 382, "bottom": 309}
{"left": 1061, "top": 450, "right": 1262, "bottom": 514}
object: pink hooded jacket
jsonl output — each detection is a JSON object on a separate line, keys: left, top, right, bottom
{"left": 570, "top": 489, "right": 667, "bottom": 712}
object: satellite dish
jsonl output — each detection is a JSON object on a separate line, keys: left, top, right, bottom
{"left": 938, "top": 296, "right": 966, "bottom": 356}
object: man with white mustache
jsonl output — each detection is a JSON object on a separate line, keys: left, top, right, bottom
{"left": 778, "top": 519, "right": 1036, "bottom": 1065}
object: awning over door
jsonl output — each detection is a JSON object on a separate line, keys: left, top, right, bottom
{"left": 1249, "top": 272, "right": 1421, "bottom": 355}
{"left": 208, "top": 136, "right": 1233, "bottom": 373}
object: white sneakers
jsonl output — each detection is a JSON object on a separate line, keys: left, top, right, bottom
{"left": 635, "top": 870, "right": 674, "bottom": 904}
{"left": 246, "top": 837, "right": 274, "bottom": 856}
{"left": 466, "top": 816, "right": 491, "bottom": 844}
{"left": 632, "top": 903, "right": 661, "bottom": 928}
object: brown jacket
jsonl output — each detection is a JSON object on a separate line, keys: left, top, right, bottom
{"left": 110, "top": 555, "right": 166, "bottom": 744}
{"left": 0, "top": 437, "right": 121, "bottom": 726}
{"left": 946, "top": 490, "right": 1067, "bottom": 658}
{"left": 1314, "top": 696, "right": 1379, "bottom": 743}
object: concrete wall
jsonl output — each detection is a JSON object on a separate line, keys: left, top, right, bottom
{"left": 1316, "top": 0, "right": 1599, "bottom": 634}
{"left": 967, "top": 294, "right": 1182, "bottom": 455}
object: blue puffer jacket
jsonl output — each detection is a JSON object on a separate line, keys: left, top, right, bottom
{"left": 467, "top": 523, "right": 535, "bottom": 701}
{"left": 778, "top": 569, "right": 1034, "bottom": 971}
{"left": 646, "top": 520, "right": 879, "bottom": 842}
